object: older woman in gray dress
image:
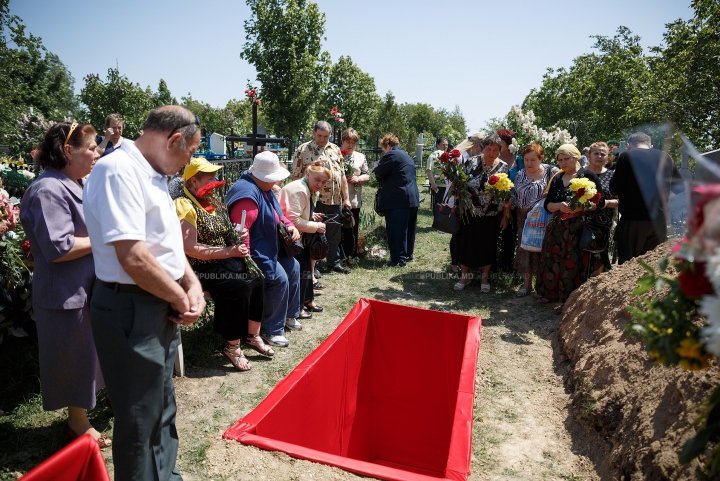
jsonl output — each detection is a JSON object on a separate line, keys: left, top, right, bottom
{"left": 20, "top": 121, "right": 110, "bottom": 448}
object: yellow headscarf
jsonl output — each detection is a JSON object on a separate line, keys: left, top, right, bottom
{"left": 544, "top": 143, "right": 582, "bottom": 194}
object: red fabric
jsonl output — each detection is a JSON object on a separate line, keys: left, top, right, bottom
{"left": 21, "top": 434, "right": 109, "bottom": 481}
{"left": 224, "top": 299, "right": 481, "bottom": 480}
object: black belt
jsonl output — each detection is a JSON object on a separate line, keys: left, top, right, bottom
{"left": 97, "top": 280, "right": 147, "bottom": 294}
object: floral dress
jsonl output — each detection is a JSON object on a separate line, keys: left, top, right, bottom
{"left": 536, "top": 168, "right": 605, "bottom": 302}
{"left": 455, "top": 159, "right": 509, "bottom": 268}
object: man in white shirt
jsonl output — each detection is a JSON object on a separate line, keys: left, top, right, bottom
{"left": 84, "top": 105, "right": 205, "bottom": 481}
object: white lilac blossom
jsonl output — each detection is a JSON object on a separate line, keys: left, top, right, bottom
{"left": 20, "top": 170, "right": 34, "bottom": 180}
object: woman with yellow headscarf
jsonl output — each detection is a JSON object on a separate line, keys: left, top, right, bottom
{"left": 536, "top": 144, "right": 606, "bottom": 314}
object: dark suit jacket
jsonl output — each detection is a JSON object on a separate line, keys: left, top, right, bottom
{"left": 374, "top": 146, "right": 420, "bottom": 211}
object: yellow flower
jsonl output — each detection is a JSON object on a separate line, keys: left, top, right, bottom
{"left": 648, "top": 351, "right": 665, "bottom": 364}
{"left": 676, "top": 338, "right": 705, "bottom": 359}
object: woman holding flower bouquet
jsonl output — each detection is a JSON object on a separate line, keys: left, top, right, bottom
{"left": 536, "top": 144, "right": 605, "bottom": 312}
{"left": 340, "top": 128, "right": 370, "bottom": 264}
{"left": 175, "top": 158, "right": 271, "bottom": 371}
{"left": 454, "top": 134, "right": 511, "bottom": 291}
{"left": 20, "top": 121, "right": 110, "bottom": 447}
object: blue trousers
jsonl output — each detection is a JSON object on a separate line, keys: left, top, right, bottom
{"left": 261, "top": 254, "right": 300, "bottom": 337}
{"left": 384, "top": 207, "right": 418, "bottom": 266}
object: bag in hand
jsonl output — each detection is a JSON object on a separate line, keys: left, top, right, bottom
{"left": 432, "top": 203, "right": 460, "bottom": 234}
{"left": 580, "top": 212, "right": 612, "bottom": 253}
{"left": 302, "top": 231, "right": 329, "bottom": 260}
{"left": 277, "top": 221, "right": 304, "bottom": 258}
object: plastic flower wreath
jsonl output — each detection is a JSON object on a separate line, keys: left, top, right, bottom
{"left": 195, "top": 180, "right": 264, "bottom": 278}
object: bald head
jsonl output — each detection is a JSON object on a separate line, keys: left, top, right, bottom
{"left": 143, "top": 105, "right": 200, "bottom": 145}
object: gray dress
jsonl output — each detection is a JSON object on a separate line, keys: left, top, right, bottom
{"left": 20, "top": 167, "right": 104, "bottom": 411}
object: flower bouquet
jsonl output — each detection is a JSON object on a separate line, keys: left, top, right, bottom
{"left": 195, "top": 180, "right": 264, "bottom": 278}
{"left": 567, "top": 178, "right": 600, "bottom": 211}
{"left": 341, "top": 149, "right": 357, "bottom": 192}
{"left": 440, "top": 149, "right": 475, "bottom": 220}
{"left": 484, "top": 173, "right": 514, "bottom": 203}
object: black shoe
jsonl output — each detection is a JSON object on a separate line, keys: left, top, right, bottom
{"left": 314, "top": 268, "right": 322, "bottom": 279}
{"left": 304, "top": 303, "right": 324, "bottom": 313}
{"left": 332, "top": 266, "right": 350, "bottom": 274}
{"left": 298, "top": 310, "right": 313, "bottom": 320}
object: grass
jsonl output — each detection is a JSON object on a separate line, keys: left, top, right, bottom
{"left": 0, "top": 176, "right": 528, "bottom": 479}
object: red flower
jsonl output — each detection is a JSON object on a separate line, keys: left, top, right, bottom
{"left": 678, "top": 261, "right": 715, "bottom": 297}
{"left": 688, "top": 184, "right": 720, "bottom": 235}
{"left": 337, "top": 118, "right": 344, "bottom": 123}
{"left": 576, "top": 187, "right": 585, "bottom": 198}
{"left": 590, "top": 192, "right": 601, "bottom": 204}
{"left": 488, "top": 175, "right": 499, "bottom": 186}
{"left": 254, "top": 99, "right": 261, "bottom": 106}
{"left": 196, "top": 180, "right": 227, "bottom": 198}
{"left": 341, "top": 149, "right": 349, "bottom": 157}
{"left": 450, "top": 149, "right": 461, "bottom": 158}
{"left": 22, "top": 240, "right": 32, "bottom": 259}
{"left": 330, "top": 107, "right": 338, "bottom": 115}
{"left": 565, "top": 259, "right": 575, "bottom": 269}
{"left": 440, "top": 152, "right": 450, "bottom": 163}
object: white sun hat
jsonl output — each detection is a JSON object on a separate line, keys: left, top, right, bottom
{"left": 248, "top": 151, "right": 290, "bottom": 182}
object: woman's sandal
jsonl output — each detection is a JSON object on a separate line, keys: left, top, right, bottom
{"left": 536, "top": 297, "right": 552, "bottom": 304}
{"left": 313, "top": 281, "right": 324, "bottom": 290}
{"left": 481, "top": 283, "right": 491, "bottom": 293}
{"left": 304, "top": 302, "right": 323, "bottom": 313}
{"left": 516, "top": 287, "right": 528, "bottom": 297}
{"left": 222, "top": 341, "right": 251, "bottom": 371}
{"left": 63, "top": 423, "right": 112, "bottom": 449}
{"left": 244, "top": 334, "right": 274, "bottom": 357}
{"left": 453, "top": 280, "right": 471, "bottom": 291}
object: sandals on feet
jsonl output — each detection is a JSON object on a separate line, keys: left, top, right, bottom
{"left": 244, "top": 334, "right": 274, "bottom": 357}
{"left": 453, "top": 280, "right": 471, "bottom": 291}
{"left": 313, "top": 281, "right": 324, "bottom": 290}
{"left": 481, "top": 283, "right": 491, "bottom": 293}
{"left": 536, "top": 297, "right": 552, "bottom": 304}
{"left": 223, "top": 341, "right": 251, "bottom": 371}
{"left": 63, "top": 423, "right": 112, "bottom": 449}
{"left": 516, "top": 287, "right": 528, "bottom": 297}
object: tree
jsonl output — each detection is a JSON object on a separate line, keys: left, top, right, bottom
{"left": 522, "top": 27, "right": 648, "bottom": 148}
{"left": 241, "top": 0, "right": 330, "bottom": 142}
{"left": 371, "top": 91, "right": 411, "bottom": 150}
{"left": 78, "top": 68, "right": 156, "bottom": 138}
{"left": 156, "top": 79, "right": 177, "bottom": 106}
{"left": 0, "top": 1, "right": 77, "bottom": 153}
{"left": 635, "top": 0, "right": 720, "bottom": 151}
{"left": 321, "top": 56, "right": 380, "bottom": 137}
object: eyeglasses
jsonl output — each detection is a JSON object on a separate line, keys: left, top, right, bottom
{"left": 167, "top": 115, "right": 200, "bottom": 139}
{"left": 63, "top": 121, "right": 79, "bottom": 146}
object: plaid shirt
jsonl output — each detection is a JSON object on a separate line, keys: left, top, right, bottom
{"left": 291, "top": 140, "right": 344, "bottom": 205}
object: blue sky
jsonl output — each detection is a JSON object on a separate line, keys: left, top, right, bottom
{"left": 9, "top": 0, "right": 692, "bottom": 133}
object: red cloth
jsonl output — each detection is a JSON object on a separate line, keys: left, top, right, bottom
{"left": 224, "top": 299, "right": 481, "bottom": 481}
{"left": 21, "top": 434, "right": 109, "bottom": 481}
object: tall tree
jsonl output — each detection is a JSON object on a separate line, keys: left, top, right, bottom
{"left": 0, "top": 1, "right": 77, "bottom": 152}
{"left": 156, "top": 79, "right": 177, "bottom": 106}
{"left": 241, "top": 0, "right": 330, "bottom": 141}
{"left": 78, "top": 68, "right": 156, "bottom": 138}
{"left": 321, "top": 56, "right": 380, "bottom": 137}
{"left": 371, "top": 91, "right": 411, "bottom": 150}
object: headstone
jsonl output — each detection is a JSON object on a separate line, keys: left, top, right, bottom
{"left": 416, "top": 133, "right": 425, "bottom": 168}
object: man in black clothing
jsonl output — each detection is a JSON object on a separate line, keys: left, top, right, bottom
{"left": 609, "top": 132, "right": 685, "bottom": 264}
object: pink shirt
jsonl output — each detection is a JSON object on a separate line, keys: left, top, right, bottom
{"left": 229, "top": 191, "right": 294, "bottom": 251}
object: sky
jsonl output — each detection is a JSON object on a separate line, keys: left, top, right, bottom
{"left": 9, "top": 0, "right": 692, "bottom": 134}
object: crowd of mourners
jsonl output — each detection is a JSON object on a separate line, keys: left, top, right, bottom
{"left": 17, "top": 106, "right": 684, "bottom": 480}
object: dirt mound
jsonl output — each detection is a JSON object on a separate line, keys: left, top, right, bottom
{"left": 557, "top": 243, "right": 720, "bottom": 480}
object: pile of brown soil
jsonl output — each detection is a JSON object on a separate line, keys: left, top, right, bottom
{"left": 557, "top": 243, "right": 720, "bottom": 480}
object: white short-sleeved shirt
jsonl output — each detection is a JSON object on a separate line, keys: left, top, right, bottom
{"left": 83, "top": 141, "right": 185, "bottom": 284}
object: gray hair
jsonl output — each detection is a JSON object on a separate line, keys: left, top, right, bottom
{"left": 313, "top": 120, "right": 332, "bottom": 133}
{"left": 627, "top": 131, "right": 652, "bottom": 147}
{"left": 481, "top": 133, "right": 503, "bottom": 151}
{"left": 143, "top": 105, "right": 200, "bottom": 149}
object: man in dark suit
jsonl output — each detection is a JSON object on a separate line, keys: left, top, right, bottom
{"left": 609, "top": 131, "right": 685, "bottom": 264}
{"left": 373, "top": 134, "right": 420, "bottom": 266}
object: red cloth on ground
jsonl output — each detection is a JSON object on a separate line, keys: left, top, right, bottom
{"left": 21, "top": 434, "right": 110, "bottom": 481}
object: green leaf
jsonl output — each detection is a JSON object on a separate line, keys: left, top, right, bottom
{"left": 638, "top": 260, "right": 655, "bottom": 275}
{"left": 658, "top": 257, "right": 669, "bottom": 273}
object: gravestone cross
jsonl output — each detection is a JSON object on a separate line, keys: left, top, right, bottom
{"left": 678, "top": 144, "right": 693, "bottom": 181}
{"left": 416, "top": 133, "right": 425, "bottom": 169}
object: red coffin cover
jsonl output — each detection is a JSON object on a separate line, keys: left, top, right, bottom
{"left": 21, "top": 433, "right": 110, "bottom": 481}
{"left": 224, "top": 298, "right": 482, "bottom": 481}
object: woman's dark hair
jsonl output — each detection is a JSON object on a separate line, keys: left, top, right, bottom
{"left": 435, "top": 136, "right": 448, "bottom": 146}
{"left": 496, "top": 129, "right": 515, "bottom": 146}
{"left": 37, "top": 122, "right": 96, "bottom": 170}
{"left": 481, "top": 133, "right": 503, "bottom": 151}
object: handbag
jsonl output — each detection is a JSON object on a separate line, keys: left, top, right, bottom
{"left": 277, "top": 221, "right": 304, "bottom": 257}
{"left": 431, "top": 189, "right": 460, "bottom": 234}
{"left": 580, "top": 212, "right": 612, "bottom": 253}
{"left": 520, "top": 199, "right": 551, "bottom": 252}
{"left": 374, "top": 185, "right": 385, "bottom": 217}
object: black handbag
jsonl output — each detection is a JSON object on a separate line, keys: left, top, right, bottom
{"left": 277, "top": 221, "right": 304, "bottom": 257}
{"left": 580, "top": 212, "right": 612, "bottom": 253}
{"left": 374, "top": 185, "right": 385, "bottom": 217}
{"left": 432, "top": 203, "right": 460, "bottom": 234}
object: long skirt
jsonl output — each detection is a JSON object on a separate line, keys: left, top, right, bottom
{"left": 536, "top": 214, "right": 591, "bottom": 302}
{"left": 514, "top": 206, "right": 542, "bottom": 277}
{"left": 457, "top": 214, "right": 502, "bottom": 269}
{"left": 194, "top": 262, "right": 264, "bottom": 341}
{"left": 35, "top": 305, "right": 104, "bottom": 411}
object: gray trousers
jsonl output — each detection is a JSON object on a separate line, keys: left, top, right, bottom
{"left": 91, "top": 283, "right": 182, "bottom": 481}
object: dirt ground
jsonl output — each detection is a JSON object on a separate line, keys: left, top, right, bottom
{"left": 172, "top": 283, "right": 605, "bottom": 480}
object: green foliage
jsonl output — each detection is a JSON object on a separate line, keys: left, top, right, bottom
{"left": 0, "top": 169, "right": 33, "bottom": 197}
{"left": 241, "top": 0, "right": 330, "bottom": 140}
{"left": 78, "top": 68, "right": 156, "bottom": 138}
{"left": 625, "top": 259, "right": 710, "bottom": 370}
{"left": 0, "top": 2, "right": 77, "bottom": 148}
{"left": 180, "top": 94, "right": 248, "bottom": 138}
{"left": 679, "top": 384, "right": 720, "bottom": 479}
{"left": 156, "top": 79, "right": 177, "bottom": 106}
{"left": 5, "top": 111, "right": 68, "bottom": 161}
{"left": 371, "top": 91, "right": 410, "bottom": 149}
{"left": 321, "top": 56, "right": 380, "bottom": 137}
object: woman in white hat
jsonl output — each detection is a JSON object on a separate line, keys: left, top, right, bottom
{"left": 225, "top": 151, "right": 302, "bottom": 348}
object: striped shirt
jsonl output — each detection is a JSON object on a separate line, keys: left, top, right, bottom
{"left": 511, "top": 163, "right": 559, "bottom": 209}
